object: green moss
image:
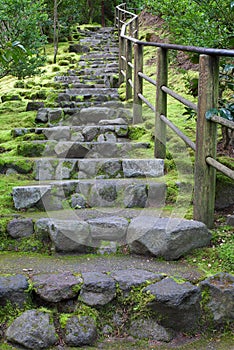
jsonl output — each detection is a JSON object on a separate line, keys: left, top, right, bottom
{"left": 59, "top": 313, "right": 72, "bottom": 328}
{"left": 74, "top": 304, "right": 99, "bottom": 321}
{"left": 128, "top": 126, "right": 146, "bottom": 140}
{"left": 17, "top": 143, "right": 45, "bottom": 157}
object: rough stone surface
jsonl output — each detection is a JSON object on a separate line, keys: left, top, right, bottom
{"left": 110, "top": 269, "right": 163, "bottom": 293}
{"left": 31, "top": 272, "right": 83, "bottom": 302}
{"left": 34, "top": 159, "right": 55, "bottom": 180}
{"left": 71, "top": 193, "right": 87, "bottom": 208}
{"left": 55, "top": 159, "right": 77, "bottom": 179}
{"left": 129, "top": 319, "right": 174, "bottom": 342}
{"left": 226, "top": 215, "right": 234, "bottom": 226}
{"left": 122, "top": 159, "right": 164, "bottom": 178}
{"left": 99, "top": 117, "right": 127, "bottom": 125}
{"left": 215, "top": 179, "right": 234, "bottom": 209}
{"left": 87, "top": 216, "right": 129, "bottom": 241}
{"left": 7, "top": 218, "right": 34, "bottom": 238}
{"left": 69, "top": 44, "right": 90, "bottom": 53}
{"left": 6, "top": 310, "right": 58, "bottom": 349}
{"left": 127, "top": 217, "right": 211, "bottom": 260}
{"left": 64, "top": 315, "right": 97, "bottom": 347}
{"left": 26, "top": 101, "right": 44, "bottom": 111}
{"left": 36, "top": 108, "right": 48, "bottom": 123}
{"left": 54, "top": 141, "right": 90, "bottom": 158}
{"left": 200, "top": 273, "right": 234, "bottom": 324}
{"left": 144, "top": 278, "right": 201, "bottom": 331}
{"left": 12, "top": 185, "right": 51, "bottom": 209}
{"left": 48, "top": 108, "right": 63, "bottom": 123}
{"left": 124, "top": 184, "right": 148, "bottom": 208}
{"left": 82, "top": 126, "right": 99, "bottom": 141}
{"left": 89, "top": 181, "right": 118, "bottom": 207}
{"left": 79, "top": 272, "right": 116, "bottom": 306}
{"left": 48, "top": 219, "right": 91, "bottom": 253}
{"left": 0, "top": 274, "right": 29, "bottom": 307}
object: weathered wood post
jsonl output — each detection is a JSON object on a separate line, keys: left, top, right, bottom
{"left": 126, "top": 38, "right": 133, "bottom": 100}
{"left": 134, "top": 16, "right": 139, "bottom": 39}
{"left": 118, "top": 8, "right": 121, "bottom": 37}
{"left": 133, "top": 43, "right": 143, "bottom": 123}
{"left": 119, "top": 35, "right": 125, "bottom": 86}
{"left": 154, "top": 48, "right": 168, "bottom": 159}
{"left": 194, "top": 54, "right": 219, "bottom": 228}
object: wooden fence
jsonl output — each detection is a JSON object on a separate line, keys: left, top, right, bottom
{"left": 115, "top": 3, "right": 234, "bottom": 228}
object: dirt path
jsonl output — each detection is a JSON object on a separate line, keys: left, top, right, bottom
{"left": 0, "top": 252, "right": 202, "bottom": 283}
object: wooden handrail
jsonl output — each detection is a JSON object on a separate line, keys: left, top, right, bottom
{"left": 116, "top": 3, "right": 234, "bottom": 228}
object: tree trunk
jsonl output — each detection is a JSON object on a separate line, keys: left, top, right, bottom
{"left": 53, "top": 0, "right": 59, "bottom": 64}
{"left": 101, "top": 1, "right": 105, "bottom": 27}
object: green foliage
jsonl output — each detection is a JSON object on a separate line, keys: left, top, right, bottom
{"left": 0, "top": 0, "right": 47, "bottom": 78}
{"left": 43, "top": 0, "right": 81, "bottom": 41}
{"left": 145, "top": 0, "right": 234, "bottom": 48}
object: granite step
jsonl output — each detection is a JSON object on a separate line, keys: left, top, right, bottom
{"left": 35, "top": 106, "right": 132, "bottom": 125}
{"left": 34, "top": 157, "right": 164, "bottom": 180}
{"left": 17, "top": 140, "right": 151, "bottom": 158}
{"left": 12, "top": 178, "right": 166, "bottom": 211}
{"left": 30, "top": 124, "right": 129, "bottom": 142}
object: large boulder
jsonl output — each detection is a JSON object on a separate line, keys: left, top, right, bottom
{"left": 63, "top": 315, "right": 97, "bottom": 347}
{"left": 127, "top": 217, "right": 211, "bottom": 260}
{"left": 0, "top": 274, "right": 29, "bottom": 307}
{"left": 129, "top": 319, "right": 174, "bottom": 342}
{"left": 200, "top": 273, "right": 234, "bottom": 324}
{"left": 110, "top": 269, "right": 163, "bottom": 294}
{"left": 31, "top": 272, "right": 83, "bottom": 303}
{"left": 79, "top": 272, "right": 116, "bottom": 306}
{"left": 144, "top": 278, "right": 201, "bottom": 331}
{"left": 6, "top": 310, "right": 58, "bottom": 349}
{"left": 7, "top": 218, "right": 34, "bottom": 238}
{"left": 12, "top": 185, "right": 51, "bottom": 209}
{"left": 87, "top": 216, "right": 129, "bottom": 241}
{"left": 48, "top": 219, "right": 91, "bottom": 253}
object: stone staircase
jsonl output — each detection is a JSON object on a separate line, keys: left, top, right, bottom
{"left": 2, "top": 26, "right": 233, "bottom": 350}
{"left": 11, "top": 26, "right": 210, "bottom": 258}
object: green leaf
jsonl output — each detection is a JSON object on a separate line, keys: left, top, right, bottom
{"left": 205, "top": 108, "right": 219, "bottom": 120}
{"left": 219, "top": 108, "right": 233, "bottom": 121}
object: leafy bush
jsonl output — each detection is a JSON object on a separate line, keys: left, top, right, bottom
{"left": 145, "top": 0, "right": 234, "bottom": 48}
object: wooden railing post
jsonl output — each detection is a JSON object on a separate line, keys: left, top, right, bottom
{"left": 126, "top": 39, "right": 132, "bottom": 100}
{"left": 194, "top": 54, "right": 219, "bottom": 228}
{"left": 133, "top": 43, "right": 143, "bottom": 123}
{"left": 154, "top": 48, "right": 168, "bottom": 159}
{"left": 119, "top": 35, "right": 125, "bottom": 86}
{"left": 118, "top": 9, "right": 122, "bottom": 37}
{"left": 134, "top": 17, "right": 138, "bottom": 39}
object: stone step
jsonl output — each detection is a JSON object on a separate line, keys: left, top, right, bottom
{"left": 64, "top": 87, "right": 118, "bottom": 96}
{"left": 80, "top": 53, "right": 118, "bottom": 60}
{"left": 35, "top": 106, "right": 132, "bottom": 125}
{"left": 17, "top": 140, "right": 150, "bottom": 158}
{"left": 12, "top": 178, "right": 166, "bottom": 211}
{"left": 34, "top": 158, "right": 164, "bottom": 180}
{"left": 7, "top": 214, "right": 210, "bottom": 259}
{"left": 26, "top": 124, "right": 129, "bottom": 142}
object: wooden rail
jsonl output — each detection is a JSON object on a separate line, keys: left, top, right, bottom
{"left": 115, "top": 3, "right": 234, "bottom": 228}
